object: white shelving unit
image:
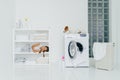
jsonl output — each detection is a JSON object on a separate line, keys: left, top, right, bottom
{"left": 13, "top": 28, "right": 50, "bottom": 65}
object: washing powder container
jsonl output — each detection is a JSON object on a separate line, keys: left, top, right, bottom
{"left": 93, "top": 42, "right": 114, "bottom": 70}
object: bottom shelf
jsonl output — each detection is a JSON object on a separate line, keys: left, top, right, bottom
{"left": 15, "top": 57, "right": 49, "bottom": 65}
{"left": 15, "top": 63, "right": 49, "bottom": 65}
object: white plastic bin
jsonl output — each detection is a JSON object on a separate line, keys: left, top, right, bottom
{"left": 93, "top": 43, "right": 114, "bottom": 70}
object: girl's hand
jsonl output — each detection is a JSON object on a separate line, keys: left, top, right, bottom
{"left": 43, "top": 53, "right": 45, "bottom": 57}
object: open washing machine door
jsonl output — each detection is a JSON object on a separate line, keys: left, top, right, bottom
{"left": 67, "top": 40, "right": 86, "bottom": 67}
{"left": 68, "top": 41, "right": 77, "bottom": 59}
{"left": 68, "top": 41, "right": 83, "bottom": 59}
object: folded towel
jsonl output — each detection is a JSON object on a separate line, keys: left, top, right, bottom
{"left": 93, "top": 42, "right": 107, "bottom": 60}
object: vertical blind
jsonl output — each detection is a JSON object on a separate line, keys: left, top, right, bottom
{"left": 88, "top": 0, "right": 109, "bottom": 57}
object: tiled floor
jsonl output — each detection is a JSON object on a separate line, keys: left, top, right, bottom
{"left": 14, "top": 59, "right": 120, "bottom": 80}
{"left": 49, "top": 60, "right": 120, "bottom": 80}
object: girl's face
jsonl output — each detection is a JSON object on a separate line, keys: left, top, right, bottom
{"left": 40, "top": 46, "right": 47, "bottom": 52}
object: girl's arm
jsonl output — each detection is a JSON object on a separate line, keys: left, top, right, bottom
{"left": 32, "top": 43, "right": 40, "bottom": 53}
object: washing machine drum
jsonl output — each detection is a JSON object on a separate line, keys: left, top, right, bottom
{"left": 68, "top": 41, "right": 83, "bottom": 59}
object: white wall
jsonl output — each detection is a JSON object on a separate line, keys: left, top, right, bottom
{"left": 0, "top": 0, "right": 119, "bottom": 80}
{"left": 16, "top": 0, "right": 88, "bottom": 62}
{"left": 115, "top": 0, "right": 120, "bottom": 65}
{"left": 0, "top": 0, "right": 14, "bottom": 80}
{"left": 111, "top": 0, "right": 120, "bottom": 66}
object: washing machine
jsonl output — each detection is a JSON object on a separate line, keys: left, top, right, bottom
{"left": 64, "top": 34, "right": 89, "bottom": 67}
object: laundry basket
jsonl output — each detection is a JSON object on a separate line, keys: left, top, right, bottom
{"left": 93, "top": 42, "right": 114, "bottom": 70}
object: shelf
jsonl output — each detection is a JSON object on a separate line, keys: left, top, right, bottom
{"left": 15, "top": 63, "right": 49, "bottom": 65}
{"left": 15, "top": 40, "right": 49, "bottom": 43}
{"left": 14, "top": 52, "right": 49, "bottom": 55}
{"left": 15, "top": 57, "right": 49, "bottom": 65}
{"left": 13, "top": 28, "right": 50, "bottom": 65}
{"left": 14, "top": 27, "right": 49, "bottom": 31}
